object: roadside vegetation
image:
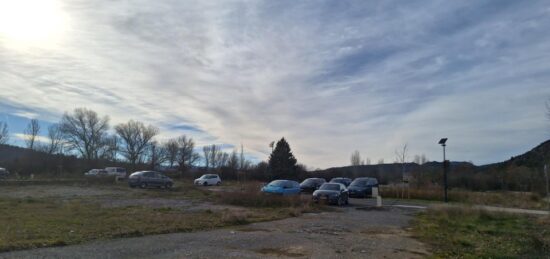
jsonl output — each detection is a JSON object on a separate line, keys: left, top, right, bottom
{"left": 413, "top": 206, "right": 550, "bottom": 258}
{"left": 380, "top": 186, "right": 549, "bottom": 210}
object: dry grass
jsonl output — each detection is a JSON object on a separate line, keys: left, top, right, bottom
{"left": 380, "top": 186, "right": 548, "bottom": 210}
{"left": 413, "top": 205, "right": 550, "bottom": 258}
{"left": 214, "top": 182, "right": 325, "bottom": 217}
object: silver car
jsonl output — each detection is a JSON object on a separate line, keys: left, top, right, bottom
{"left": 128, "top": 171, "right": 173, "bottom": 189}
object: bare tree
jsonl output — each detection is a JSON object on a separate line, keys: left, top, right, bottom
{"left": 45, "top": 124, "right": 63, "bottom": 154}
{"left": 99, "top": 135, "right": 119, "bottom": 161}
{"left": 395, "top": 144, "right": 409, "bottom": 198}
{"left": 147, "top": 141, "right": 167, "bottom": 170}
{"left": 215, "top": 151, "right": 229, "bottom": 168}
{"left": 115, "top": 120, "right": 158, "bottom": 167}
{"left": 239, "top": 144, "right": 246, "bottom": 170}
{"left": 377, "top": 158, "right": 384, "bottom": 164}
{"left": 395, "top": 144, "right": 409, "bottom": 165}
{"left": 350, "top": 150, "right": 363, "bottom": 166}
{"left": 164, "top": 139, "right": 179, "bottom": 168}
{"left": 0, "top": 121, "right": 8, "bottom": 145}
{"left": 59, "top": 108, "right": 110, "bottom": 160}
{"left": 203, "top": 144, "right": 228, "bottom": 169}
{"left": 177, "top": 135, "right": 199, "bottom": 173}
{"left": 365, "top": 157, "right": 371, "bottom": 165}
{"left": 228, "top": 149, "right": 239, "bottom": 170}
{"left": 24, "top": 119, "right": 41, "bottom": 150}
{"left": 203, "top": 145, "right": 211, "bottom": 169}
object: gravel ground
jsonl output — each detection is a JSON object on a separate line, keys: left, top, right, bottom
{"left": 0, "top": 203, "right": 429, "bottom": 259}
{"left": 1, "top": 185, "right": 124, "bottom": 199}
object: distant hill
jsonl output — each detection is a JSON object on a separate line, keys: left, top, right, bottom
{"left": 480, "top": 140, "right": 550, "bottom": 170}
{"left": 310, "top": 140, "right": 550, "bottom": 185}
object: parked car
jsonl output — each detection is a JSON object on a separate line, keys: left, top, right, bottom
{"left": 84, "top": 169, "right": 107, "bottom": 177}
{"left": 0, "top": 167, "right": 9, "bottom": 179}
{"left": 128, "top": 171, "right": 173, "bottom": 189}
{"left": 299, "top": 178, "right": 326, "bottom": 193}
{"left": 312, "top": 183, "right": 349, "bottom": 206}
{"left": 105, "top": 167, "right": 127, "bottom": 179}
{"left": 194, "top": 174, "right": 221, "bottom": 186}
{"left": 329, "top": 177, "right": 352, "bottom": 187}
{"left": 348, "top": 177, "right": 379, "bottom": 198}
{"left": 261, "top": 180, "right": 301, "bottom": 195}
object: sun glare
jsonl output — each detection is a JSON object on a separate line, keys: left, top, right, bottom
{"left": 0, "top": 0, "right": 69, "bottom": 49}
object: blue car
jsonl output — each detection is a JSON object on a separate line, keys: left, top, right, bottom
{"left": 261, "top": 180, "right": 301, "bottom": 195}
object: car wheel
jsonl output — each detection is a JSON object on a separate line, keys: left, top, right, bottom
{"left": 216, "top": 182, "right": 221, "bottom": 186}
{"left": 203, "top": 182, "right": 208, "bottom": 186}
{"left": 139, "top": 182, "right": 147, "bottom": 189}
{"left": 337, "top": 197, "right": 344, "bottom": 206}
{"left": 344, "top": 196, "right": 349, "bottom": 205}
{"left": 165, "top": 183, "right": 172, "bottom": 189}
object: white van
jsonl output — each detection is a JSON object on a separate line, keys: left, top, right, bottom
{"left": 105, "top": 167, "right": 127, "bottom": 179}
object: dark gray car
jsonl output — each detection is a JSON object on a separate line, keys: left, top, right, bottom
{"left": 128, "top": 171, "right": 173, "bottom": 189}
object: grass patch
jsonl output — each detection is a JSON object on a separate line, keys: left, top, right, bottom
{"left": 413, "top": 206, "right": 550, "bottom": 258}
{"left": 0, "top": 196, "right": 302, "bottom": 252}
{"left": 380, "top": 186, "right": 548, "bottom": 210}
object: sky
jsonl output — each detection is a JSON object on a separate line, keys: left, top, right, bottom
{"left": 1, "top": 0, "right": 550, "bottom": 169}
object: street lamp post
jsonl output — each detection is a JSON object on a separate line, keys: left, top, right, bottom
{"left": 439, "top": 138, "right": 448, "bottom": 203}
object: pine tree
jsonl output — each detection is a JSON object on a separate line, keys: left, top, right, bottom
{"left": 268, "top": 138, "right": 298, "bottom": 180}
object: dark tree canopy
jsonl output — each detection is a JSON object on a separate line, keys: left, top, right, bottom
{"left": 268, "top": 137, "right": 298, "bottom": 180}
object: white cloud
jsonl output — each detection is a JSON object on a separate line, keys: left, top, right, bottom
{"left": 1, "top": 0, "right": 550, "bottom": 168}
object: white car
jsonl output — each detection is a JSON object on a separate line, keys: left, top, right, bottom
{"left": 105, "top": 167, "right": 127, "bottom": 179}
{"left": 84, "top": 169, "right": 106, "bottom": 177}
{"left": 194, "top": 174, "right": 221, "bottom": 186}
{"left": 0, "top": 167, "right": 9, "bottom": 179}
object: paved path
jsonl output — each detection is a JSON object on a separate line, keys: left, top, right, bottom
{"left": 356, "top": 198, "right": 550, "bottom": 216}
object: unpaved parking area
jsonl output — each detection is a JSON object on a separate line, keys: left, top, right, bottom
{"left": 1, "top": 185, "right": 125, "bottom": 199}
{"left": 1, "top": 205, "right": 429, "bottom": 259}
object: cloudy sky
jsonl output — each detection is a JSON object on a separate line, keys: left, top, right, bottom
{"left": 1, "top": 0, "right": 550, "bottom": 168}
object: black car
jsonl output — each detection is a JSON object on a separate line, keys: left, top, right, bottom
{"left": 348, "top": 177, "right": 379, "bottom": 198}
{"left": 299, "top": 178, "right": 326, "bottom": 193}
{"left": 312, "top": 183, "right": 349, "bottom": 206}
{"left": 128, "top": 171, "right": 173, "bottom": 189}
{"left": 329, "top": 177, "right": 352, "bottom": 187}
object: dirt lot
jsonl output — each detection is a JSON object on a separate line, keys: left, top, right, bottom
{"left": 1, "top": 204, "right": 428, "bottom": 258}
{"left": 0, "top": 182, "right": 429, "bottom": 258}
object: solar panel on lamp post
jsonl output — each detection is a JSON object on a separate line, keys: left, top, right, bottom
{"left": 438, "top": 138, "right": 448, "bottom": 203}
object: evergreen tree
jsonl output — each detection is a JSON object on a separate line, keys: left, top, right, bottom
{"left": 268, "top": 138, "right": 298, "bottom": 180}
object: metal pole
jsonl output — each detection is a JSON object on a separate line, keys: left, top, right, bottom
{"left": 443, "top": 145, "right": 448, "bottom": 203}
{"left": 545, "top": 164, "right": 548, "bottom": 198}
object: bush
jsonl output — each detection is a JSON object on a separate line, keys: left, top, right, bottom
{"left": 216, "top": 182, "right": 315, "bottom": 210}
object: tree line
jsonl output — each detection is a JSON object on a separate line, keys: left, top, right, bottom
{"left": 0, "top": 108, "right": 258, "bottom": 175}
{"left": 0, "top": 108, "right": 308, "bottom": 181}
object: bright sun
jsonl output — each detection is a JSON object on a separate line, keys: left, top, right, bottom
{"left": 0, "top": 0, "right": 69, "bottom": 49}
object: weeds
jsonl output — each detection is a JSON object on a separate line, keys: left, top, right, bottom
{"left": 380, "top": 186, "right": 549, "bottom": 210}
{"left": 413, "top": 206, "right": 550, "bottom": 258}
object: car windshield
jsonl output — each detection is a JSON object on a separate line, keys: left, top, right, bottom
{"left": 301, "top": 179, "right": 316, "bottom": 185}
{"left": 350, "top": 180, "right": 368, "bottom": 186}
{"left": 319, "top": 184, "right": 340, "bottom": 191}
{"left": 269, "top": 180, "right": 288, "bottom": 187}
